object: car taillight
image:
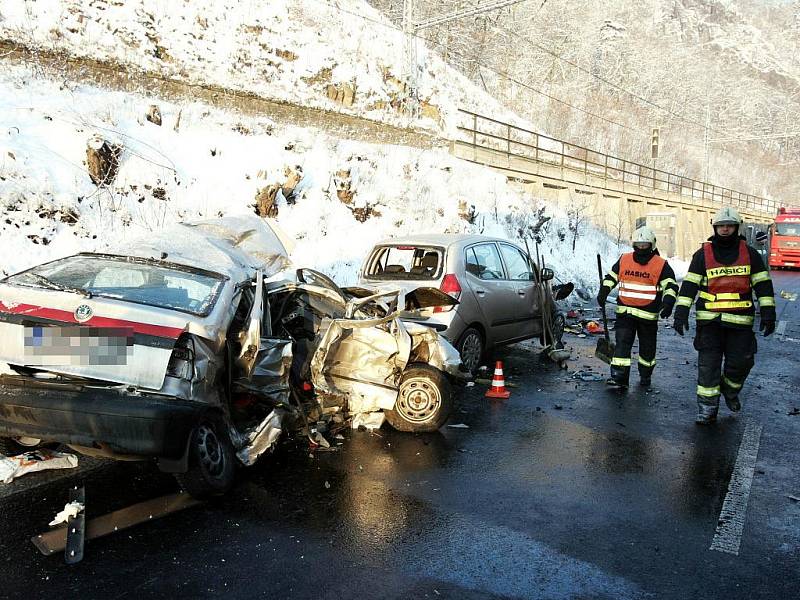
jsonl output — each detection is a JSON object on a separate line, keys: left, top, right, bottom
{"left": 166, "top": 338, "right": 195, "bottom": 380}
{"left": 434, "top": 273, "right": 461, "bottom": 313}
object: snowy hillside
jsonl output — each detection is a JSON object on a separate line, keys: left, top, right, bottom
{"left": 0, "top": 0, "right": 520, "bottom": 137}
{"left": 0, "top": 62, "right": 623, "bottom": 293}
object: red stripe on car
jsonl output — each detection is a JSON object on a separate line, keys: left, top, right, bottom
{"left": 0, "top": 302, "right": 184, "bottom": 339}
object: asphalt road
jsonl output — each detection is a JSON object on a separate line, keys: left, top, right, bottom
{"left": 0, "top": 271, "right": 798, "bottom": 600}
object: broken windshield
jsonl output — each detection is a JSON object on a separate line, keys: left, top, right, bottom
{"left": 5, "top": 254, "right": 226, "bottom": 316}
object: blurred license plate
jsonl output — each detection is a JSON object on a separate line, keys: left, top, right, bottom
{"left": 23, "top": 326, "right": 134, "bottom": 366}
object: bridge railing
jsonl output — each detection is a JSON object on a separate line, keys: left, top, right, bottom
{"left": 455, "top": 109, "right": 782, "bottom": 215}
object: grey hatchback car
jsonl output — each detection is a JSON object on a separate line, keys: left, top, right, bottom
{"left": 358, "top": 234, "right": 567, "bottom": 372}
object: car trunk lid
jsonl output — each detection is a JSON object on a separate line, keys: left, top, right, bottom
{"left": 0, "top": 286, "right": 186, "bottom": 389}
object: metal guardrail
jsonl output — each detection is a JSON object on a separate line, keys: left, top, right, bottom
{"left": 456, "top": 109, "right": 783, "bottom": 216}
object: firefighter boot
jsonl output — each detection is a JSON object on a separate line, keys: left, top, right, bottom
{"left": 724, "top": 394, "right": 741, "bottom": 412}
{"left": 606, "top": 377, "right": 629, "bottom": 389}
{"left": 696, "top": 401, "right": 718, "bottom": 425}
{"left": 607, "top": 363, "right": 630, "bottom": 389}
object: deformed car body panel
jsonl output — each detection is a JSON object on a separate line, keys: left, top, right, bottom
{"left": 306, "top": 286, "right": 463, "bottom": 414}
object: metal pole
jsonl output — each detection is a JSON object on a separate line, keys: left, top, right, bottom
{"left": 472, "top": 113, "right": 477, "bottom": 162}
{"left": 402, "top": 0, "right": 418, "bottom": 113}
{"left": 507, "top": 123, "right": 511, "bottom": 168}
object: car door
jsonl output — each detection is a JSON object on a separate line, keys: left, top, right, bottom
{"left": 463, "top": 242, "right": 520, "bottom": 344}
{"left": 498, "top": 243, "right": 541, "bottom": 341}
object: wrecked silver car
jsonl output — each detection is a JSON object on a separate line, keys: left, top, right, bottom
{"left": 0, "top": 216, "right": 463, "bottom": 498}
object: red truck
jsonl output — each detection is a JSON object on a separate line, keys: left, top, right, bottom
{"left": 769, "top": 207, "right": 800, "bottom": 269}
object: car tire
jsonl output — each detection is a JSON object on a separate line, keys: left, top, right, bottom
{"left": 0, "top": 437, "right": 50, "bottom": 457}
{"left": 455, "top": 327, "right": 484, "bottom": 374}
{"left": 174, "top": 420, "right": 236, "bottom": 499}
{"left": 385, "top": 364, "right": 452, "bottom": 433}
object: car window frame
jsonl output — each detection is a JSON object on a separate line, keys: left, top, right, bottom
{"left": 363, "top": 244, "right": 446, "bottom": 281}
{"left": 464, "top": 242, "right": 507, "bottom": 281}
{"left": 497, "top": 242, "right": 535, "bottom": 282}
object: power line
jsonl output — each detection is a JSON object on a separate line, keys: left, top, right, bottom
{"left": 489, "top": 23, "right": 728, "bottom": 136}
{"left": 711, "top": 131, "right": 800, "bottom": 143}
{"left": 307, "top": 0, "right": 646, "bottom": 135}
{"left": 414, "top": 0, "right": 530, "bottom": 30}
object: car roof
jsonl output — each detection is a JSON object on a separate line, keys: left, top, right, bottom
{"left": 105, "top": 215, "right": 292, "bottom": 282}
{"left": 371, "top": 233, "right": 512, "bottom": 248}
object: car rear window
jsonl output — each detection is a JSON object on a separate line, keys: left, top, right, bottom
{"left": 365, "top": 246, "right": 443, "bottom": 280}
{"left": 6, "top": 255, "right": 226, "bottom": 316}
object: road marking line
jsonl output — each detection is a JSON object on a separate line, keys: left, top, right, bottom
{"left": 710, "top": 422, "right": 763, "bottom": 555}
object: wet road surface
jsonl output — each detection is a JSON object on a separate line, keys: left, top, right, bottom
{"left": 0, "top": 272, "right": 798, "bottom": 599}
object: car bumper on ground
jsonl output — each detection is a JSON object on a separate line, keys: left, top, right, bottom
{"left": 0, "top": 377, "right": 205, "bottom": 458}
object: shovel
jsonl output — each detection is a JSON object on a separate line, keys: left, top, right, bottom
{"left": 595, "top": 254, "right": 615, "bottom": 364}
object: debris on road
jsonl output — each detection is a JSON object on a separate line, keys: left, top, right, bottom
{"left": 351, "top": 412, "right": 385, "bottom": 430}
{"left": 585, "top": 321, "right": 605, "bottom": 334}
{"left": 571, "top": 370, "right": 604, "bottom": 382}
{"left": 0, "top": 449, "right": 78, "bottom": 484}
{"left": 779, "top": 290, "right": 797, "bottom": 301}
{"left": 33, "top": 492, "right": 201, "bottom": 558}
{"left": 788, "top": 408, "right": 800, "bottom": 416}
{"left": 49, "top": 501, "right": 85, "bottom": 527}
{"left": 788, "top": 495, "right": 800, "bottom": 502}
{"left": 447, "top": 423, "right": 469, "bottom": 429}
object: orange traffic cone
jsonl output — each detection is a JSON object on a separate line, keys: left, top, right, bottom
{"left": 485, "top": 361, "right": 511, "bottom": 399}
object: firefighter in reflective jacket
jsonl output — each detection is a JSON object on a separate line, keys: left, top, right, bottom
{"left": 673, "top": 206, "right": 776, "bottom": 424}
{"left": 597, "top": 226, "right": 679, "bottom": 388}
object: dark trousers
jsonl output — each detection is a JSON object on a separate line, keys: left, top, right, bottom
{"left": 610, "top": 313, "right": 658, "bottom": 383}
{"left": 693, "top": 322, "right": 756, "bottom": 409}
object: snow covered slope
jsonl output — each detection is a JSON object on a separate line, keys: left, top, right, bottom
{"left": 0, "top": 62, "right": 622, "bottom": 293}
{"left": 0, "top": 0, "right": 519, "bottom": 136}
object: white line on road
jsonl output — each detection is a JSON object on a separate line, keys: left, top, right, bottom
{"left": 710, "top": 421, "right": 763, "bottom": 555}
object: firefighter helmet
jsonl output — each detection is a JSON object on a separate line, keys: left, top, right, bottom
{"left": 631, "top": 226, "right": 657, "bottom": 249}
{"left": 712, "top": 206, "right": 743, "bottom": 226}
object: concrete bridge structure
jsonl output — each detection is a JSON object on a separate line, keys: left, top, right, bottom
{"left": 450, "top": 109, "right": 782, "bottom": 259}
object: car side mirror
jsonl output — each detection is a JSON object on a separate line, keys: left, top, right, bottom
{"left": 540, "top": 268, "right": 554, "bottom": 282}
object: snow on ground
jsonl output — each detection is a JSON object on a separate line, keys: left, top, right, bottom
{"left": 0, "top": 0, "right": 524, "bottom": 137}
{"left": 0, "top": 62, "right": 623, "bottom": 294}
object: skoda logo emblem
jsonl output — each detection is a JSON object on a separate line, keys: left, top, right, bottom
{"left": 74, "top": 304, "right": 93, "bottom": 323}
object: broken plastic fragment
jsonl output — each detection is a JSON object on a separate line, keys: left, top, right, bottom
{"left": 49, "top": 501, "right": 84, "bottom": 527}
{"left": 447, "top": 423, "right": 469, "bottom": 429}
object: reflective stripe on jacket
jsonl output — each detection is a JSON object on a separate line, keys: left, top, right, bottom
{"left": 617, "top": 253, "right": 666, "bottom": 308}
{"left": 702, "top": 240, "right": 752, "bottom": 312}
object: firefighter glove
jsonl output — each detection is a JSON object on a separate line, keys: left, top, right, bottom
{"left": 596, "top": 286, "right": 609, "bottom": 307}
{"left": 760, "top": 318, "right": 775, "bottom": 337}
{"left": 673, "top": 312, "right": 688, "bottom": 336}
{"left": 660, "top": 298, "right": 675, "bottom": 319}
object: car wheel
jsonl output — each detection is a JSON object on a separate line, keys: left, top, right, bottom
{"left": 385, "top": 364, "right": 453, "bottom": 433}
{"left": 0, "top": 437, "right": 49, "bottom": 457}
{"left": 456, "top": 327, "right": 484, "bottom": 374}
{"left": 174, "top": 420, "right": 236, "bottom": 499}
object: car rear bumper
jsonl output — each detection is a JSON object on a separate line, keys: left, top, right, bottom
{"left": 0, "top": 376, "right": 205, "bottom": 458}
{"left": 401, "top": 309, "right": 467, "bottom": 343}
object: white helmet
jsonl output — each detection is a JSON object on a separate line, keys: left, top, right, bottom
{"left": 712, "top": 206, "right": 743, "bottom": 226}
{"left": 631, "top": 226, "right": 657, "bottom": 248}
